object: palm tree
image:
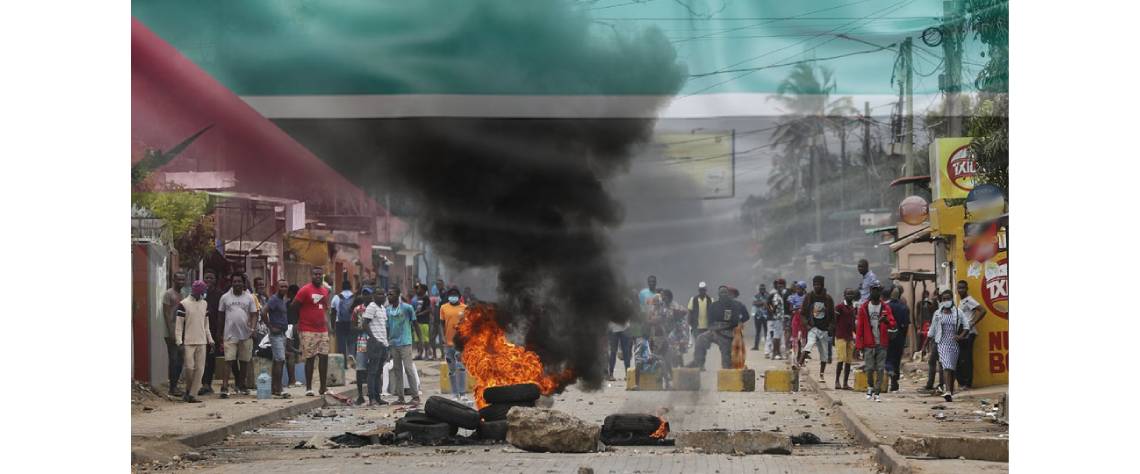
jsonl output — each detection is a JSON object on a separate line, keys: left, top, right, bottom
{"left": 768, "top": 63, "right": 856, "bottom": 242}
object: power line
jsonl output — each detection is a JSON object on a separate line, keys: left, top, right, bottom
{"left": 671, "top": 0, "right": 874, "bottom": 44}
{"left": 685, "top": 0, "right": 918, "bottom": 96}
{"left": 688, "top": 45, "right": 894, "bottom": 78}
{"left": 595, "top": 16, "right": 941, "bottom": 21}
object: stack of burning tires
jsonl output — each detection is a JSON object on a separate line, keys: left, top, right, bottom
{"left": 474, "top": 383, "right": 541, "bottom": 441}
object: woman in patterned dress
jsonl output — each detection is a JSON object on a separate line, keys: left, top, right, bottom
{"left": 923, "top": 289, "right": 969, "bottom": 402}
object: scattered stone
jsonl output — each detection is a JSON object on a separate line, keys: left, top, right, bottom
{"left": 768, "top": 411, "right": 776, "bottom": 415}
{"left": 831, "top": 400, "right": 843, "bottom": 406}
{"left": 234, "top": 401, "right": 245, "bottom": 405}
{"left": 676, "top": 431, "right": 792, "bottom": 455}
{"left": 577, "top": 467, "right": 594, "bottom": 474}
{"left": 931, "top": 405, "right": 947, "bottom": 410}
{"left": 506, "top": 407, "right": 600, "bottom": 453}
{"left": 142, "top": 406, "right": 154, "bottom": 412}
{"left": 893, "top": 436, "right": 927, "bottom": 456}
{"left": 934, "top": 413, "right": 947, "bottom": 420}
{"left": 183, "top": 452, "right": 205, "bottom": 462}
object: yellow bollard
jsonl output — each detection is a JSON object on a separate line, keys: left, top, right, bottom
{"left": 626, "top": 367, "right": 665, "bottom": 390}
{"left": 763, "top": 369, "right": 794, "bottom": 392}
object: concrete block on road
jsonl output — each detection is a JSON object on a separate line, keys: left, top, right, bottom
{"left": 675, "top": 430, "right": 792, "bottom": 455}
{"left": 763, "top": 369, "right": 793, "bottom": 392}
{"left": 671, "top": 367, "right": 701, "bottom": 391}
{"left": 439, "top": 362, "right": 479, "bottom": 393}
{"left": 920, "top": 435, "right": 1008, "bottom": 462}
{"left": 626, "top": 367, "right": 664, "bottom": 390}
{"left": 717, "top": 368, "right": 756, "bottom": 391}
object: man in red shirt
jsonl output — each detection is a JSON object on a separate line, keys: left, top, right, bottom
{"left": 833, "top": 288, "right": 858, "bottom": 390}
{"left": 290, "top": 267, "right": 332, "bottom": 396}
{"left": 854, "top": 280, "right": 895, "bottom": 402}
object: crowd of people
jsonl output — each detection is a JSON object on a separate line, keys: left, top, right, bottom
{"left": 162, "top": 267, "right": 478, "bottom": 406}
{"left": 610, "top": 259, "right": 989, "bottom": 403}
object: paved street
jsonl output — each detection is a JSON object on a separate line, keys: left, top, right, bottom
{"left": 135, "top": 347, "right": 883, "bottom": 473}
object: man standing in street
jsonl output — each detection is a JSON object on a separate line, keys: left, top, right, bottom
{"left": 767, "top": 279, "right": 790, "bottom": 360}
{"left": 687, "top": 281, "right": 714, "bottom": 342}
{"left": 176, "top": 280, "right": 214, "bottom": 403}
{"left": 639, "top": 275, "right": 659, "bottom": 307}
{"left": 385, "top": 287, "right": 420, "bottom": 405}
{"left": 751, "top": 283, "right": 769, "bottom": 351}
{"left": 797, "top": 276, "right": 835, "bottom": 383}
{"left": 413, "top": 283, "right": 434, "bottom": 361}
{"left": 219, "top": 274, "right": 258, "bottom": 398}
{"left": 955, "top": 280, "right": 987, "bottom": 390}
{"left": 855, "top": 280, "right": 895, "bottom": 402}
{"left": 687, "top": 285, "right": 749, "bottom": 370}
{"left": 885, "top": 287, "right": 911, "bottom": 392}
{"left": 788, "top": 282, "right": 807, "bottom": 362}
{"left": 857, "top": 259, "right": 878, "bottom": 304}
{"left": 361, "top": 288, "right": 389, "bottom": 406}
{"left": 330, "top": 280, "right": 355, "bottom": 358}
{"left": 439, "top": 288, "right": 469, "bottom": 401}
{"left": 291, "top": 267, "right": 332, "bottom": 397}
{"left": 199, "top": 269, "right": 222, "bottom": 396}
{"left": 162, "top": 271, "right": 187, "bottom": 397}
{"left": 833, "top": 288, "right": 858, "bottom": 390}
{"left": 265, "top": 279, "right": 292, "bottom": 398}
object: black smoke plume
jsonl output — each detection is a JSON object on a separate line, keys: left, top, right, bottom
{"left": 273, "top": 2, "right": 686, "bottom": 391}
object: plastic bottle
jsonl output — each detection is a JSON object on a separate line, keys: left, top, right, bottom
{"left": 256, "top": 368, "right": 271, "bottom": 399}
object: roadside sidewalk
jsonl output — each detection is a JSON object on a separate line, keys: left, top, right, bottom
{"left": 131, "top": 358, "right": 444, "bottom": 464}
{"left": 796, "top": 358, "right": 1008, "bottom": 474}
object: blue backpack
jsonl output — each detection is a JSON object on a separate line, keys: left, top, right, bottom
{"left": 336, "top": 292, "right": 354, "bottom": 322}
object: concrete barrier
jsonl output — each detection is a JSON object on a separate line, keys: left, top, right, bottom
{"left": 763, "top": 369, "right": 793, "bottom": 392}
{"left": 625, "top": 367, "right": 664, "bottom": 390}
{"left": 717, "top": 368, "right": 756, "bottom": 392}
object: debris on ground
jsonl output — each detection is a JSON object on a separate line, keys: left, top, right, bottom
{"left": 791, "top": 432, "right": 822, "bottom": 445}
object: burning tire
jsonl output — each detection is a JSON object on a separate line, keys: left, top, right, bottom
{"left": 602, "top": 414, "right": 663, "bottom": 435}
{"left": 424, "top": 396, "right": 481, "bottom": 430}
{"left": 476, "top": 419, "right": 509, "bottom": 441}
{"left": 478, "top": 402, "right": 535, "bottom": 422}
{"left": 394, "top": 417, "right": 455, "bottom": 443}
{"left": 484, "top": 383, "right": 541, "bottom": 404}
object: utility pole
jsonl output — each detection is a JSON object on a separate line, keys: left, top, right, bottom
{"left": 812, "top": 134, "right": 821, "bottom": 243}
{"left": 942, "top": 0, "right": 964, "bottom": 137}
{"left": 902, "top": 37, "right": 915, "bottom": 197}
{"left": 863, "top": 101, "right": 872, "bottom": 197}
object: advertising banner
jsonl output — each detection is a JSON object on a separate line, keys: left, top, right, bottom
{"left": 654, "top": 132, "right": 734, "bottom": 199}
{"left": 962, "top": 213, "right": 1009, "bottom": 387}
{"left": 930, "top": 138, "right": 978, "bottom": 200}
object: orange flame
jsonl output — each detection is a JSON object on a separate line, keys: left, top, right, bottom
{"left": 650, "top": 417, "right": 669, "bottom": 439}
{"left": 458, "top": 304, "right": 574, "bottom": 409}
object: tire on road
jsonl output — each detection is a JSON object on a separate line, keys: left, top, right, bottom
{"left": 394, "top": 418, "right": 454, "bottom": 443}
{"left": 401, "top": 410, "right": 440, "bottom": 424}
{"left": 483, "top": 383, "right": 541, "bottom": 404}
{"left": 476, "top": 419, "right": 509, "bottom": 441}
{"left": 478, "top": 402, "right": 535, "bottom": 422}
{"left": 424, "top": 396, "right": 481, "bottom": 430}
{"left": 602, "top": 414, "right": 662, "bottom": 435}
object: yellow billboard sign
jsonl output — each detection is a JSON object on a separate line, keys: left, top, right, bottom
{"left": 654, "top": 132, "right": 734, "bottom": 199}
{"left": 930, "top": 137, "right": 977, "bottom": 200}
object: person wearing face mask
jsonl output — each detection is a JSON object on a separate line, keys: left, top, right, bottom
{"left": 176, "top": 280, "right": 214, "bottom": 403}
{"left": 833, "top": 288, "right": 858, "bottom": 390}
{"left": 923, "top": 289, "right": 969, "bottom": 402}
{"left": 439, "top": 288, "right": 469, "bottom": 402}
{"left": 686, "top": 285, "right": 750, "bottom": 370}
{"left": 854, "top": 280, "right": 895, "bottom": 402}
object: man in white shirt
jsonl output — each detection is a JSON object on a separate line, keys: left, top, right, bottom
{"left": 955, "top": 280, "right": 987, "bottom": 389}
{"left": 219, "top": 274, "right": 258, "bottom": 398}
{"left": 361, "top": 291, "right": 389, "bottom": 406}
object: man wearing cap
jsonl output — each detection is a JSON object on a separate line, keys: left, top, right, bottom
{"left": 687, "top": 281, "right": 715, "bottom": 344}
{"left": 176, "top": 280, "right": 214, "bottom": 403}
{"left": 855, "top": 280, "right": 896, "bottom": 402}
{"left": 687, "top": 285, "right": 749, "bottom": 370}
{"left": 798, "top": 276, "right": 835, "bottom": 383}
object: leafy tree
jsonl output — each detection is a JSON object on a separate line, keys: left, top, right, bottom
{"left": 965, "top": 0, "right": 1009, "bottom": 192}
